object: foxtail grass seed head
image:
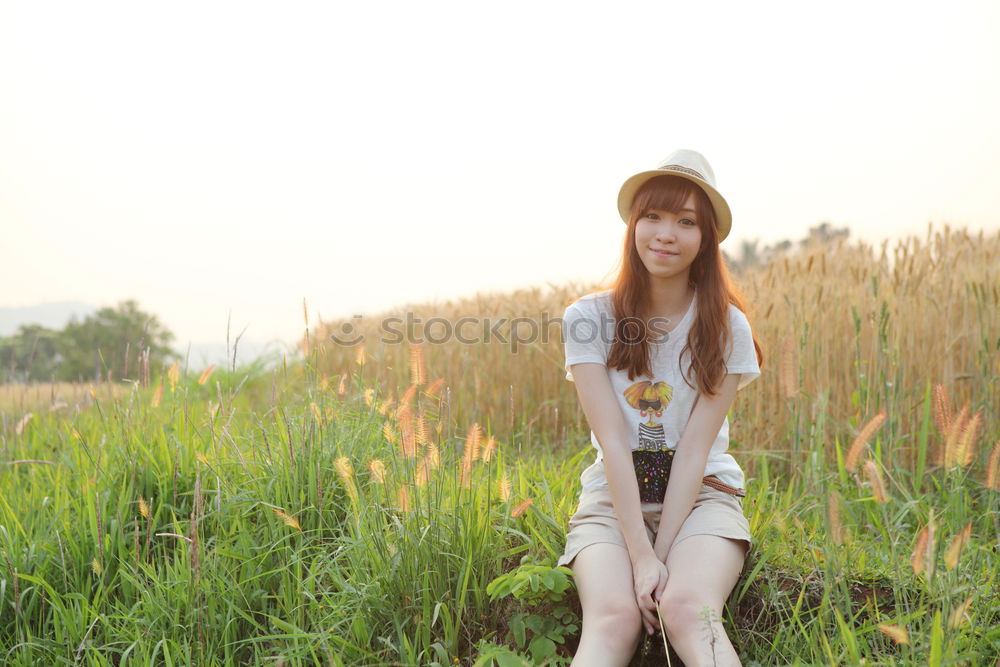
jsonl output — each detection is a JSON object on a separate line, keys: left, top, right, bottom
{"left": 89, "top": 384, "right": 97, "bottom": 399}
{"left": 195, "top": 452, "right": 210, "bottom": 466}
{"left": 942, "top": 404, "right": 970, "bottom": 468}
{"left": 337, "top": 373, "right": 347, "bottom": 396}
{"left": 355, "top": 345, "right": 367, "bottom": 366}
{"left": 311, "top": 402, "right": 323, "bottom": 424}
{"left": 167, "top": 361, "right": 180, "bottom": 392}
{"left": 499, "top": 474, "right": 512, "bottom": 502}
{"left": 464, "top": 423, "right": 483, "bottom": 463}
{"left": 399, "top": 384, "right": 418, "bottom": 407}
{"left": 947, "top": 597, "right": 973, "bottom": 629}
{"left": 382, "top": 422, "right": 396, "bottom": 445}
{"left": 72, "top": 427, "right": 82, "bottom": 440}
{"left": 956, "top": 411, "right": 980, "bottom": 467}
{"left": 364, "top": 388, "right": 375, "bottom": 407}
{"left": 301, "top": 331, "right": 310, "bottom": 357}
{"left": 986, "top": 440, "right": 1000, "bottom": 489}
{"left": 335, "top": 456, "right": 354, "bottom": 482}
{"left": 208, "top": 400, "right": 220, "bottom": 420}
{"left": 15, "top": 412, "right": 32, "bottom": 435}
{"left": 415, "top": 413, "right": 429, "bottom": 447}
{"left": 336, "top": 460, "right": 359, "bottom": 502}
{"left": 151, "top": 383, "right": 163, "bottom": 407}
{"left": 302, "top": 297, "right": 309, "bottom": 327}
{"left": 138, "top": 496, "right": 150, "bottom": 519}
{"left": 932, "top": 383, "right": 952, "bottom": 434}
{"left": 511, "top": 498, "right": 533, "bottom": 518}
{"left": 425, "top": 378, "right": 445, "bottom": 398}
{"left": 273, "top": 508, "right": 302, "bottom": 531}
{"left": 910, "top": 514, "right": 936, "bottom": 577}
{"left": 864, "top": 460, "right": 889, "bottom": 503}
{"left": 399, "top": 417, "right": 418, "bottom": 458}
{"left": 877, "top": 624, "right": 909, "bottom": 645}
{"left": 481, "top": 437, "right": 498, "bottom": 463}
{"left": 198, "top": 365, "right": 216, "bottom": 386}
{"left": 394, "top": 401, "right": 412, "bottom": 427}
{"left": 944, "top": 522, "right": 972, "bottom": 570}
{"left": 367, "top": 459, "right": 386, "bottom": 484}
{"left": 846, "top": 412, "right": 886, "bottom": 473}
{"left": 92, "top": 557, "right": 103, "bottom": 576}
{"left": 409, "top": 344, "right": 426, "bottom": 386}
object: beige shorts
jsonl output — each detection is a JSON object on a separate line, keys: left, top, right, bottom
{"left": 557, "top": 459, "right": 753, "bottom": 569}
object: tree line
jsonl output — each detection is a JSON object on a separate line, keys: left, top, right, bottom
{"left": 1, "top": 300, "right": 177, "bottom": 384}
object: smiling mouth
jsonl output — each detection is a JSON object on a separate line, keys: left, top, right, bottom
{"left": 651, "top": 249, "right": 678, "bottom": 256}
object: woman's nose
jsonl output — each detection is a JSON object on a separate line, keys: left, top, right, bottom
{"left": 656, "top": 221, "right": 677, "bottom": 240}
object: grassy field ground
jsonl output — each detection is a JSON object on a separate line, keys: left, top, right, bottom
{"left": 1, "top": 225, "right": 998, "bottom": 665}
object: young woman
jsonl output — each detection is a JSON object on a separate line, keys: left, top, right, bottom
{"left": 558, "top": 149, "right": 763, "bottom": 666}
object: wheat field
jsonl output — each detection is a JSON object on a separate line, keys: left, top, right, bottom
{"left": 0, "top": 223, "right": 997, "bottom": 665}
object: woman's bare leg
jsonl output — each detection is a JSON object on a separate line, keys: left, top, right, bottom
{"left": 656, "top": 535, "right": 748, "bottom": 667}
{"left": 569, "top": 542, "right": 644, "bottom": 667}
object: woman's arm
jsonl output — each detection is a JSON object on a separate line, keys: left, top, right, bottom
{"left": 652, "top": 373, "right": 741, "bottom": 562}
{"left": 569, "top": 362, "right": 657, "bottom": 564}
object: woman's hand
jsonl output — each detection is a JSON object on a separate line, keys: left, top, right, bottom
{"left": 631, "top": 552, "right": 669, "bottom": 635}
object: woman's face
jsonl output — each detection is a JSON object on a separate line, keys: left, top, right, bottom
{"left": 633, "top": 192, "right": 703, "bottom": 285}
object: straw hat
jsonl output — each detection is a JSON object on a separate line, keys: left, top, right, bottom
{"left": 616, "top": 149, "right": 732, "bottom": 242}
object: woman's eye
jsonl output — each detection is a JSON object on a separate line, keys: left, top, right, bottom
{"left": 681, "top": 218, "right": 696, "bottom": 226}
{"left": 644, "top": 212, "right": 659, "bottom": 220}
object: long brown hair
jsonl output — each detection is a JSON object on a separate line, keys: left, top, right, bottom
{"left": 575, "top": 175, "right": 763, "bottom": 396}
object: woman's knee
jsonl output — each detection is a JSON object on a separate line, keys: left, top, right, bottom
{"left": 657, "top": 589, "right": 723, "bottom": 634}
{"left": 581, "top": 598, "right": 643, "bottom": 648}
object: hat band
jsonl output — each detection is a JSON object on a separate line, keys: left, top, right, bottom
{"left": 657, "top": 165, "right": 706, "bottom": 181}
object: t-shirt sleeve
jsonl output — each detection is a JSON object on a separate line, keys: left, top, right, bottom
{"left": 562, "top": 299, "right": 608, "bottom": 382}
{"left": 726, "top": 307, "right": 761, "bottom": 391}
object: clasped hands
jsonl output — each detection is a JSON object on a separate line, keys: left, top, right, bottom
{"left": 631, "top": 551, "right": 669, "bottom": 636}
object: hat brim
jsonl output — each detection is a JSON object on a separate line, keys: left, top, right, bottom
{"left": 617, "top": 170, "right": 732, "bottom": 242}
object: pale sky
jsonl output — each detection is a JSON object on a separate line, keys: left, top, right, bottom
{"left": 2, "top": 0, "right": 999, "bottom": 355}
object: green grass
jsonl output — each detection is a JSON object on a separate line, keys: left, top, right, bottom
{"left": 1, "top": 361, "right": 997, "bottom": 666}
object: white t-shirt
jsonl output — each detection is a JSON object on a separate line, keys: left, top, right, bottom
{"left": 562, "top": 288, "right": 760, "bottom": 492}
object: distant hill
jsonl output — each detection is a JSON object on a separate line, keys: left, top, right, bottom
{"left": 0, "top": 301, "right": 97, "bottom": 336}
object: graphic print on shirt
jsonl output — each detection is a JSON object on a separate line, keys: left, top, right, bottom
{"left": 624, "top": 379, "right": 676, "bottom": 502}
{"left": 622, "top": 380, "right": 673, "bottom": 451}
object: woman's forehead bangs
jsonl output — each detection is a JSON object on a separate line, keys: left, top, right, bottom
{"left": 631, "top": 176, "right": 703, "bottom": 218}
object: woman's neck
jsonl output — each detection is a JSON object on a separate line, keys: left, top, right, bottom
{"left": 647, "top": 282, "right": 695, "bottom": 320}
